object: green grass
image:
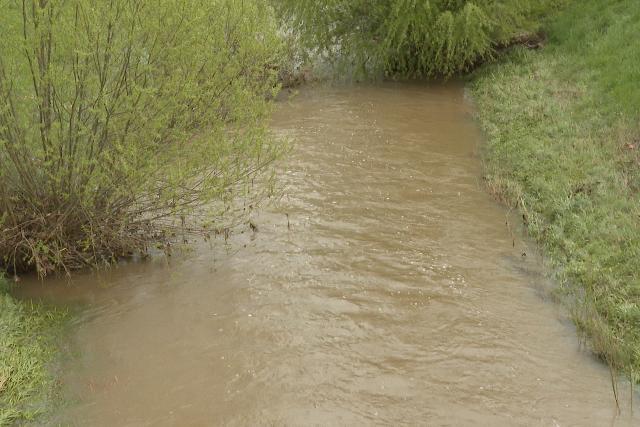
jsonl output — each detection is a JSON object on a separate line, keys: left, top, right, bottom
{"left": 0, "top": 277, "right": 67, "bottom": 425}
{"left": 470, "top": 0, "right": 640, "bottom": 379}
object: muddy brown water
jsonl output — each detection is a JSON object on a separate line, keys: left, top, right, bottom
{"left": 18, "top": 83, "right": 638, "bottom": 426}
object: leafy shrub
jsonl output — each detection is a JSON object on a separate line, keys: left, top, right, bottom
{"left": 0, "top": 0, "right": 285, "bottom": 274}
{"left": 274, "top": 0, "right": 561, "bottom": 78}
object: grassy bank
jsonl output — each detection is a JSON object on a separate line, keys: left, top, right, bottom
{"left": 0, "top": 277, "right": 66, "bottom": 425}
{"left": 471, "top": 0, "right": 640, "bottom": 378}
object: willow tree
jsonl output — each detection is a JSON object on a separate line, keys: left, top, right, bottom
{"left": 0, "top": 0, "right": 285, "bottom": 274}
{"left": 275, "top": 0, "right": 561, "bottom": 77}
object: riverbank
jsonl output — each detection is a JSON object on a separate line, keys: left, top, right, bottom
{"left": 470, "top": 0, "right": 640, "bottom": 379}
{"left": 0, "top": 277, "right": 66, "bottom": 425}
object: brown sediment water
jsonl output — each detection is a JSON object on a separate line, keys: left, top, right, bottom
{"left": 18, "top": 83, "right": 638, "bottom": 426}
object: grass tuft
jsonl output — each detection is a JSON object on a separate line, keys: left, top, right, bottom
{"left": 0, "top": 276, "right": 67, "bottom": 425}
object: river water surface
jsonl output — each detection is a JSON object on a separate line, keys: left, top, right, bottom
{"left": 19, "top": 83, "right": 637, "bottom": 426}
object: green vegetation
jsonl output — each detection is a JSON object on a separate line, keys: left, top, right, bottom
{"left": 470, "top": 0, "right": 640, "bottom": 378}
{"left": 0, "top": 0, "right": 285, "bottom": 275}
{"left": 0, "top": 276, "right": 67, "bottom": 425}
{"left": 274, "top": 0, "right": 559, "bottom": 78}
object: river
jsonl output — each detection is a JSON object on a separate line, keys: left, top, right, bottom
{"left": 18, "top": 83, "right": 637, "bottom": 426}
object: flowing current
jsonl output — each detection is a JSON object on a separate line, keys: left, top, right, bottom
{"left": 19, "top": 83, "right": 637, "bottom": 426}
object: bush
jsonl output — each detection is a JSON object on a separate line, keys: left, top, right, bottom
{"left": 0, "top": 0, "right": 285, "bottom": 274}
{"left": 274, "top": 0, "right": 562, "bottom": 78}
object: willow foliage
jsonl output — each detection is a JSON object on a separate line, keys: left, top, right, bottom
{"left": 0, "top": 0, "right": 285, "bottom": 274}
{"left": 275, "top": 0, "right": 559, "bottom": 77}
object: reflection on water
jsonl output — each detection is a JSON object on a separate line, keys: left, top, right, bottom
{"left": 18, "top": 83, "right": 637, "bottom": 426}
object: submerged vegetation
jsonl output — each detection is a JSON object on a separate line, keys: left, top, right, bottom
{"left": 274, "top": 0, "right": 561, "bottom": 78}
{"left": 471, "top": 0, "right": 640, "bottom": 378}
{"left": 0, "top": 276, "right": 66, "bottom": 425}
{"left": 0, "top": 0, "right": 285, "bottom": 275}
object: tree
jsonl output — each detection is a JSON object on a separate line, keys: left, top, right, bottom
{"left": 275, "top": 0, "right": 560, "bottom": 78}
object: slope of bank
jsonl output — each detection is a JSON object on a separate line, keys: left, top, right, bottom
{"left": 471, "top": 0, "right": 640, "bottom": 379}
{"left": 0, "top": 277, "right": 66, "bottom": 425}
